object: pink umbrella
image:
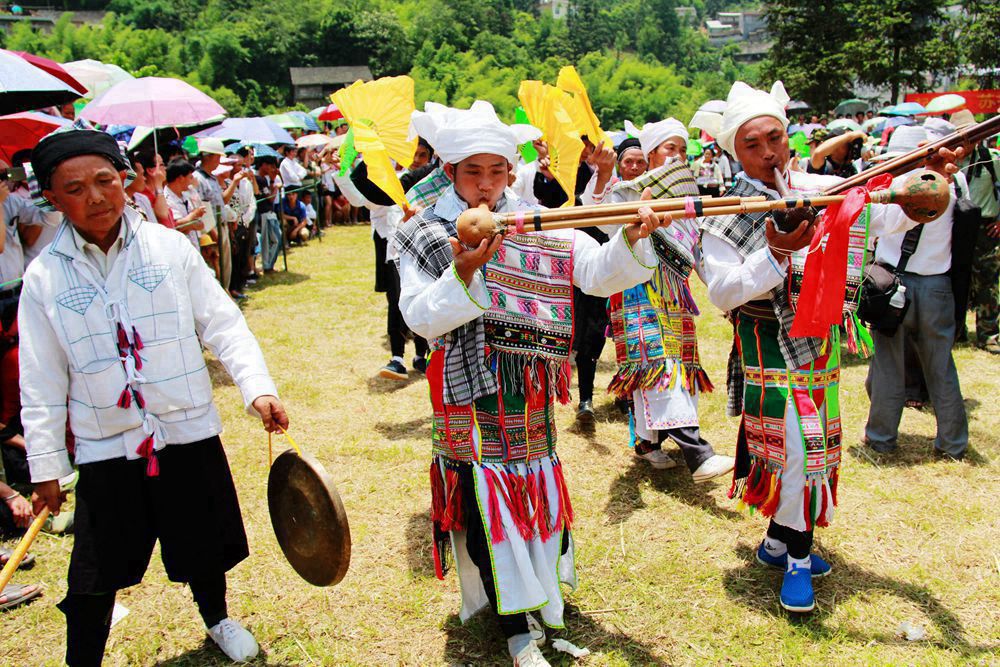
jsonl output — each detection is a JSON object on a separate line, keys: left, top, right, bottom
{"left": 79, "top": 77, "right": 226, "bottom": 128}
{"left": 0, "top": 111, "right": 72, "bottom": 163}
{"left": 9, "top": 51, "right": 87, "bottom": 96}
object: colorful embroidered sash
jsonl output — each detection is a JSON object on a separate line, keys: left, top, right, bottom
{"left": 483, "top": 232, "right": 575, "bottom": 401}
{"left": 729, "top": 313, "right": 842, "bottom": 529}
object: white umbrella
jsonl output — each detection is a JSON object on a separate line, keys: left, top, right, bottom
{"left": 296, "top": 133, "right": 335, "bottom": 148}
{"left": 827, "top": 118, "right": 862, "bottom": 133}
{"left": 62, "top": 59, "right": 134, "bottom": 99}
{"left": 0, "top": 49, "right": 81, "bottom": 115}
{"left": 924, "top": 93, "right": 966, "bottom": 115}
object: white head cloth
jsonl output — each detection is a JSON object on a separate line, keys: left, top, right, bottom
{"left": 690, "top": 80, "right": 790, "bottom": 156}
{"left": 409, "top": 100, "right": 541, "bottom": 165}
{"left": 623, "top": 117, "right": 688, "bottom": 159}
{"left": 922, "top": 117, "right": 956, "bottom": 141}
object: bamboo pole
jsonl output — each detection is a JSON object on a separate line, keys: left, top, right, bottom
{"left": 0, "top": 508, "right": 49, "bottom": 592}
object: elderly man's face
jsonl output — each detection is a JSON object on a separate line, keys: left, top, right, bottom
{"left": 44, "top": 155, "right": 126, "bottom": 240}
{"left": 201, "top": 153, "right": 221, "bottom": 172}
{"left": 445, "top": 153, "right": 510, "bottom": 211}
{"left": 648, "top": 137, "right": 686, "bottom": 169}
{"left": 734, "top": 116, "right": 789, "bottom": 186}
{"left": 617, "top": 147, "right": 648, "bottom": 181}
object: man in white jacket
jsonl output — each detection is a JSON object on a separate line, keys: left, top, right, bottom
{"left": 21, "top": 129, "right": 288, "bottom": 666}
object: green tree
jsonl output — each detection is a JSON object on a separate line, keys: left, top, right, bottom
{"left": 762, "top": 0, "right": 855, "bottom": 111}
{"left": 843, "top": 0, "right": 958, "bottom": 102}
{"left": 960, "top": 0, "right": 1000, "bottom": 88}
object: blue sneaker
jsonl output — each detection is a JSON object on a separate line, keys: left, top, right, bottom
{"left": 780, "top": 563, "right": 815, "bottom": 612}
{"left": 756, "top": 542, "right": 832, "bottom": 577}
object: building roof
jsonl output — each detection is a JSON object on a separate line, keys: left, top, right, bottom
{"left": 289, "top": 66, "right": 372, "bottom": 87}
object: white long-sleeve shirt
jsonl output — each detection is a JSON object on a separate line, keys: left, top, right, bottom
{"left": 20, "top": 208, "right": 278, "bottom": 482}
{"left": 398, "top": 189, "right": 657, "bottom": 340}
{"left": 701, "top": 171, "right": 920, "bottom": 313}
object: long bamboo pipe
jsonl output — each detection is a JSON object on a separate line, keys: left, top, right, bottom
{"left": 457, "top": 169, "right": 951, "bottom": 246}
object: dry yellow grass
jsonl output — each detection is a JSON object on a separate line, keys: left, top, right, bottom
{"left": 2, "top": 226, "right": 998, "bottom": 666}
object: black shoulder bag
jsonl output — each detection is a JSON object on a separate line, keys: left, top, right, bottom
{"left": 858, "top": 224, "right": 924, "bottom": 336}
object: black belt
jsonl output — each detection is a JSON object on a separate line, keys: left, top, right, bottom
{"left": 739, "top": 299, "right": 777, "bottom": 321}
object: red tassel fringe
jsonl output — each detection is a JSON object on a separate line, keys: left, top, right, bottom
{"left": 117, "top": 388, "right": 131, "bottom": 409}
{"left": 536, "top": 468, "right": 553, "bottom": 542}
{"left": 551, "top": 462, "right": 574, "bottom": 532}
{"left": 136, "top": 435, "right": 159, "bottom": 478}
{"left": 483, "top": 469, "right": 505, "bottom": 544}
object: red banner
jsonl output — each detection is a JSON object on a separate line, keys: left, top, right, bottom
{"left": 904, "top": 90, "right": 1000, "bottom": 115}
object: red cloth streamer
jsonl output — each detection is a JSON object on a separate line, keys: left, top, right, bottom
{"left": 136, "top": 435, "right": 159, "bottom": 477}
{"left": 790, "top": 174, "right": 893, "bottom": 338}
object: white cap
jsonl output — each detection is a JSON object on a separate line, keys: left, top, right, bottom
{"left": 623, "top": 118, "right": 688, "bottom": 159}
{"left": 409, "top": 100, "right": 541, "bottom": 165}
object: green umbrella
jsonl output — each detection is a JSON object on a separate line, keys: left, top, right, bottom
{"left": 834, "top": 98, "right": 868, "bottom": 116}
{"left": 265, "top": 113, "right": 308, "bottom": 130}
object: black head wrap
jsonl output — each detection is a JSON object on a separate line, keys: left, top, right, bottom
{"left": 615, "top": 137, "right": 642, "bottom": 161}
{"left": 31, "top": 129, "right": 130, "bottom": 191}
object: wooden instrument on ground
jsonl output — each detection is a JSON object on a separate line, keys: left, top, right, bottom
{"left": 457, "top": 169, "right": 950, "bottom": 247}
{"left": 0, "top": 508, "right": 49, "bottom": 592}
{"left": 267, "top": 436, "right": 351, "bottom": 587}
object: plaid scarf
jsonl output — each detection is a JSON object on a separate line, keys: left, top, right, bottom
{"left": 701, "top": 173, "right": 826, "bottom": 416}
{"left": 610, "top": 160, "right": 699, "bottom": 200}
{"left": 407, "top": 166, "right": 451, "bottom": 208}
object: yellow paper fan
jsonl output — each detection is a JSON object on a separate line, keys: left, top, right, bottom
{"left": 556, "top": 66, "right": 611, "bottom": 148}
{"left": 332, "top": 76, "right": 417, "bottom": 207}
{"left": 518, "top": 80, "right": 584, "bottom": 208}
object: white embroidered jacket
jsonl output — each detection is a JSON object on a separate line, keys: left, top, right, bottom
{"left": 20, "top": 208, "right": 277, "bottom": 482}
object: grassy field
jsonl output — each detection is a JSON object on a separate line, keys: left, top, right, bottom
{"left": 3, "top": 225, "right": 998, "bottom": 666}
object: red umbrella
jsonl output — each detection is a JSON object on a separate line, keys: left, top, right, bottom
{"left": 0, "top": 111, "right": 72, "bottom": 164}
{"left": 318, "top": 103, "right": 344, "bottom": 122}
{"left": 10, "top": 51, "right": 88, "bottom": 96}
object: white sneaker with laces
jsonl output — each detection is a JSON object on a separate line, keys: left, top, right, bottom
{"left": 207, "top": 618, "right": 259, "bottom": 663}
{"left": 635, "top": 448, "right": 677, "bottom": 469}
{"left": 513, "top": 642, "right": 550, "bottom": 667}
{"left": 692, "top": 454, "right": 735, "bottom": 483}
{"left": 526, "top": 612, "right": 546, "bottom": 646}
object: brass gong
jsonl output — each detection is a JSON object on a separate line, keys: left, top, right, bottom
{"left": 267, "top": 449, "right": 351, "bottom": 586}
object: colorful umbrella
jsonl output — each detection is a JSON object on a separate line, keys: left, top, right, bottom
{"left": 62, "top": 59, "right": 134, "bottom": 99}
{"left": 862, "top": 116, "right": 887, "bottom": 132}
{"left": 287, "top": 111, "right": 319, "bottom": 132}
{"left": 196, "top": 117, "right": 294, "bottom": 145}
{"left": 80, "top": 77, "right": 227, "bottom": 127}
{"left": 884, "top": 102, "right": 925, "bottom": 116}
{"left": 0, "top": 111, "right": 72, "bottom": 163}
{"left": 0, "top": 49, "right": 82, "bottom": 115}
{"left": 225, "top": 142, "right": 281, "bottom": 159}
{"left": 9, "top": 52, "right": 87, "bottom": 96}
{"left": 834, "top": 98, "right": 868, "bottom": 116}
{"left": 296, "top": 133, "right": 335, "bottom": 148}
{"left": 827, "top": 118, "right": 862, "bottom": 133}
{"left": 923, "top": 93, "right": 966, "bottom": 115}
{"left": 266, "top": 113, "right": 308, "bottom": 130}
{"left": 316, "top": 104, "right": 344, "bottom": 122}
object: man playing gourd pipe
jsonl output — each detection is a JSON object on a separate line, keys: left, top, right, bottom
{"left": 395, "top": 101, "right": 664, "bottom": 667}
{"left": 691, "top": 80, "right": 962, "bottom": 613}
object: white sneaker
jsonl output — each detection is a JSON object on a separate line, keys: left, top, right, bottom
{"left": 207, "top": 618, "right": 259, "bottom": 663}
{"left": 513, "top": 642, "right": 550, "bottom": 667}
{"left": 692, "top": 454, "right": 735, "bottom": 483}
{"left": 635, "top": 448, "right": 677, "bottom": 469}
{"left": 526, "top": 612, "right": 546, "bottom": 646}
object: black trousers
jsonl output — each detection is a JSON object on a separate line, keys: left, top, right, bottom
{"left": 657, "top": 425, "right": 716, "bottom": 473}
{"left": 59, "top": 573, "right": 227, "bottom": 667}
{"left": 767, "top": 520, "right": 814, "bottom": 560}
{"left": 458, "top": 464, "right": 529, "bottom": 639}
{"left": 60, "top": 436, "right": 247, "bottom": 665}
{"left": 384, "top": 252, "right": 428, "bottom": 360}
{"left": 573, "top": 288, "right": 608, "bottom": 403}
{"left": 230, "top": 223, "right": 253, "bottom": 293}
